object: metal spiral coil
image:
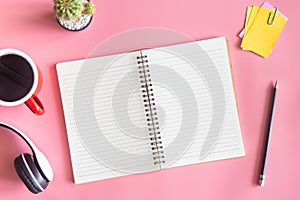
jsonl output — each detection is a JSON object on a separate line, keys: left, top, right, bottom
{"left": 137, "top": 53, "right": 165, "bottom": 167}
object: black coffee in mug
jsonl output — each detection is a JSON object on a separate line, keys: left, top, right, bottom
{"left": 0, "top": 48, "right": 44, "bottom": 115}
{"left": 0, "top": 54, "right": 34, "bottom": 102}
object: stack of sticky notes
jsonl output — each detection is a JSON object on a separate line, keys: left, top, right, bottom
{"left": 239, "top": 2, "right": 288, "bottom": 58}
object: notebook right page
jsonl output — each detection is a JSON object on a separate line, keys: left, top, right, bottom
{"left": 143, "top": 37, "right": 245, "bottom": 169}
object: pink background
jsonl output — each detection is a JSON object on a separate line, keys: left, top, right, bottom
{"left": 0, "top": 0, "right": 299, "bottom": 199}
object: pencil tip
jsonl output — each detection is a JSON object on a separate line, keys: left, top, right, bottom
{"left": 275, "top": 80, "right": 278, "bottom": 89}
{"left": 259, "top": 175, "right": 265, "bottom": 187}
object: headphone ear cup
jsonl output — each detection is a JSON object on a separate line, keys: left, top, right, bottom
{"left": 14, "top": 153, "right": 48, "bottom": 194}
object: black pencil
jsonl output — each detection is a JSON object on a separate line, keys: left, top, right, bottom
{"left": 259, "top": 80, "right": 278, "bottom": 186}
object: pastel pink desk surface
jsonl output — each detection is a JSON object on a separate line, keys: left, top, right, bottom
{"left": 0, "top": 0, "right": 299, "bottom": 199}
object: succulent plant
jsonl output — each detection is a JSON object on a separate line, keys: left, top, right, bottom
{"left": 54, "top": 0, "right": 96, "bottom": 21}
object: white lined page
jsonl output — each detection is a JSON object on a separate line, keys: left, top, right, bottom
{"left": 143, "top": 37, "right": 245, "bottom": 168}
{"left": 56, "top": 52, "right": 158, "bottom": 184}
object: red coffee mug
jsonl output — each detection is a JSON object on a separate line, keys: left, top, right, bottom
{"left": 0, "top": 49, "right": 45, "bottom": 115}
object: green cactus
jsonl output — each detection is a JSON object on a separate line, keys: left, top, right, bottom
{"left": 54, "top": 0, "right": 96, "bottom": 21}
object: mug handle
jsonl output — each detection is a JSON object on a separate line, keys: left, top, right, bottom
{"left": 25, "top": 95, "right": 45, "bottom": 115}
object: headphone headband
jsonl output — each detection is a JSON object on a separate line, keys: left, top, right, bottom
{"left": 0, "top": 122, "right": 53, "bottom": 182}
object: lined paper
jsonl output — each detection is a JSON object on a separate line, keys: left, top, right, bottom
{"left": 56, "top": 52, "right": 158, "bottom": 184}
{"left": 56, "top": 37, "right": 245, "bottom": 184}
{"left": 143, "top": 37, "right": 245, "bottom": 168}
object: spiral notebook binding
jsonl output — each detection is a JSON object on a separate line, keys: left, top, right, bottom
{"left": 137, "top": 53, "right": 165, "bottom": 168}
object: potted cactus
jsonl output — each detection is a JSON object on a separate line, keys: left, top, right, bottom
{"left": 53, "top": 0, "right": 96, "bottom": 31}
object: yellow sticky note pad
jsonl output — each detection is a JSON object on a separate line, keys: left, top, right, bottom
{"left": 241, "top": 6, "right": 287, "bottom": 58}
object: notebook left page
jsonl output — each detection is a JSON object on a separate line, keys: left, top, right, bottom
{"left": 56, "top": 51, "right": 159, "bottom": 184}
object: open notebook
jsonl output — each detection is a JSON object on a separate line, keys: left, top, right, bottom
{"left": 56, "top": 37, "right": 245, "bottom": 184}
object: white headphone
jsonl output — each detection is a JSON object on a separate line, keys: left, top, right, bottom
{"left": 0, "top": 122, "right": 53, "bottom": 194}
